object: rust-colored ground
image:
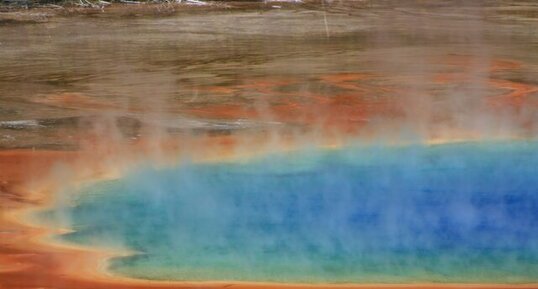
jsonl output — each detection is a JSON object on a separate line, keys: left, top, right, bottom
{"left": 1, "top": 55, "right": 538, "bottom": 289}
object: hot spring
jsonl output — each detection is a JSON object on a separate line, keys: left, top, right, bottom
{"left": 41, "top": 141, "right": 538, "bottom": 283}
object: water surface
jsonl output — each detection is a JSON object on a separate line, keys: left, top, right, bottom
{"left": 41, "top": 141, "right": 538, "bottom": 283}
{"left": 3, "top": 1, "right": 538, "bottom": 284}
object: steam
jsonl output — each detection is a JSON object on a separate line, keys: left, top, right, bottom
{"left": 48, "top": 141, "right": 538, "bottom": 283}
{"left": 9, "top": 1, "right": 537, "bottom": 284}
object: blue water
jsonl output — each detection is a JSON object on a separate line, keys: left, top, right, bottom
{"left": 45, "top": 141, "right": 538, "bottom": 283}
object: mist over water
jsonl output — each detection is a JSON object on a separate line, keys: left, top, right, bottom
{"left": 41, "top": 141, "right": 538, "bottom": 283}
{"left": 3, "top": 0, "right": 538, "bottom": 285}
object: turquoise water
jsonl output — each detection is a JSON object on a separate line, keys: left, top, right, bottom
{"left": 45, "top": 141, "right": 538, "bottom": 283}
